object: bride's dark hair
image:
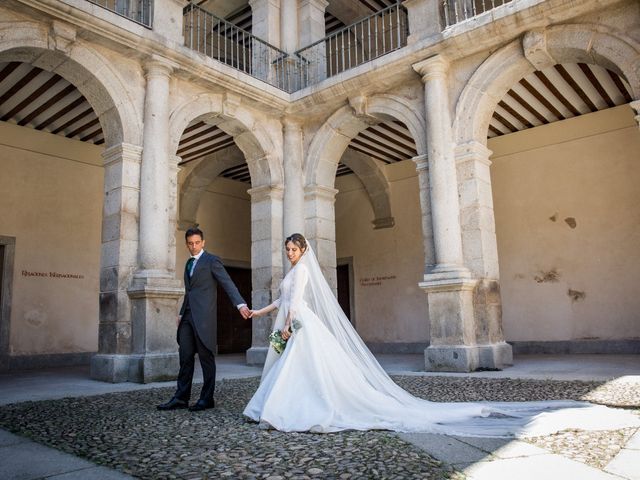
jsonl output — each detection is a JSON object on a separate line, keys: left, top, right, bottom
{"left": 285, "top": 233, "right": 307, "bottom": 252}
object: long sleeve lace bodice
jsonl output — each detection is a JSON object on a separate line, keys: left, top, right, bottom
{"left": 270, "top": 263, "right": 308, "bottom": 318}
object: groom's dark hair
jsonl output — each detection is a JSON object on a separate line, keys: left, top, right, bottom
{"left": 185, "top": 227, "right": 204, "bottom": 241}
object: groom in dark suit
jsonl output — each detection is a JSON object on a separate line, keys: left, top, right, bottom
{"left": 158, "top": 227, "right": 250, "bottom": 412}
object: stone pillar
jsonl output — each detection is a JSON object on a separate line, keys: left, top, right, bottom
{"left": 630, "top": 100, "right": 640, "bottom": 129}
{"left": 93, "top": 57, "right": 184, "bottom": 383}
{"left": 249, "top": 0, "right": 281, "bottom": 83}
{"left": 413, "top": 56, "right": 468, "bottom": 277}
{"left": 299, "top": 0, "right": 328, "bottom": 85}
{"left": 247, "top": 184, "right": 284, "bottom": 365}
{"left": 412, "top": 55, "right": 509, "bottom": 372}
{"left": 138, "top": 57, "right": 172, "bottom": 277}
{"left": 91, "top": 143, "right": 141, "bottom": 382}
{"left": 152, "top": 0, "right": 185, "bottom": 44}
{"left": 283, "top": 118, "right": 306, "bottom": 238}
{"left": 412, "top": 154, "right": 435, "bottom": 271}
{"left": 456, "top": 141, "right": 512, "bottom": 366}
{"left": 403, "top": 0, "right": 444, "bottom": 43}
{"left": 280, "top": 0, "right": 298, "bottom": 53}
{"left": 304, "top": 184, "right": 338, "bottom": 293}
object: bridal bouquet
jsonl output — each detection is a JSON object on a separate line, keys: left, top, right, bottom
{"left": 269, "top": 320, "right": 302, "bottom": 354}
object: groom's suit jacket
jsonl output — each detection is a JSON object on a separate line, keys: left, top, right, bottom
{"left": 180, "top": 251, "right": 245, "bottom": 353}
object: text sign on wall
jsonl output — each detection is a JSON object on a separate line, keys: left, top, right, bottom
{"left": 22, "top": 270, "right": 85, "bottom": 280}
{"left": 359, "top": 275, "right": 396, "bottom": 287}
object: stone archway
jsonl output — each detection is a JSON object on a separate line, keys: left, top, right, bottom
{"left": 304, "top": 94, "right": 427, "bottom": 282}
{"left": 169, "top": 93, "right": 284, "bottom": 365}
{"left": 454, "top": 24, "right": 640, "bottom": 148}
{"left": 0, "top": 22, "right": 145, "bottom": 378}
{"left": 452, "top": 24, "right": 640, "bottom": 355}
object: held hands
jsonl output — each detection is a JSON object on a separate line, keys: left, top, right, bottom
{"left": 239, "top": 305, "right": 251, "bottom": 320}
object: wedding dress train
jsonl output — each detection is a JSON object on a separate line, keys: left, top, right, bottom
{"left": 244, "top": 248, "right": 639, "bottom": 437}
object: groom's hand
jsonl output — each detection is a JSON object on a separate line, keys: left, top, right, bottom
{"left": 239, "top": 305, "right": 251, "bottom": 320}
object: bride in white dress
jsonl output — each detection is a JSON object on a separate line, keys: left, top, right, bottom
{"left": 244, "top": 234, "right": 639, "bottom": 437}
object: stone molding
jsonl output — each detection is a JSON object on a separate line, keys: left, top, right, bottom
{"left": 522, "top": 28, "right": 555, "bottom": 70}
{"left": 630, "top": 100, "right": 640, "bottom": 128}
{"left": 304, "top": 184, "right": 339, "bottom": 202}
{"left": 412, "top": 55, "right": 450, "bottom": 82}
{"left": 454, "top": 141, "right": 492, "bottom": 166}
{"left": 248, "top": 184, "right": 285, "bottom": 202}
{"left": 101, "top": 143, "right": 143, "bottom": 167}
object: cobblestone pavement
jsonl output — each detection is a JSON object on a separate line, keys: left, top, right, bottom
{"left": 0, "top": 376, "right": 637, "bottom": 480}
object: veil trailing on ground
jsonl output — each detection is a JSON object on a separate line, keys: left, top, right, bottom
{"left": 282, "top": 244, "right": 640, "bottom": 437}
{"left": 298, "top": 245, "right": 422, "bottom": 403}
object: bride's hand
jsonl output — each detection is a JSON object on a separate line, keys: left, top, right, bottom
{"left": 249, "top": 309, "right": 259, "bottom": 318}
{"left": 282, "top": 324, "right": 292, "bottom": 340}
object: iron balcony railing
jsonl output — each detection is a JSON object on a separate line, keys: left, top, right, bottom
{"left": 295, "top": 3, "right": 409, "bottom": 89}
{"left": 183, "top": 2, "right": 296, "bottom": 92}
{"left": 183, "top": 2, "right": 408, "bottom": 93}
{"left": 85, "top": 0, "right": 153, "bottom": 27}
{"left": 442, "top": 0, "right": 514, "bottom": 27}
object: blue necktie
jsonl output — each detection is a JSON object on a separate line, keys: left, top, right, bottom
{"left": 186, "top": 257, "right": 195, "bottom": 277}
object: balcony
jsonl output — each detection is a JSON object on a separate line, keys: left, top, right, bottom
{"left": 85, "top": 0, "right": 153, "bottom": 27}
{"left": 442, "top": 0, "right": 515, "bottom": 27}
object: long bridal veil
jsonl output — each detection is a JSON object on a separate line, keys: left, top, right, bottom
{"left": 275, "top": 244, "right": 640, "bottom": 437}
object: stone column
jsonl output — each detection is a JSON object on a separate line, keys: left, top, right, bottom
{"left": 412, "top": 55, "right": 508, "bottom": 372}
{"left": 91, "top": 143, "right": 141, "bottom": 382}
{"left": 249, "top": 0, "right": 281, "bottom": 83}
{"left": 246, "top": 184, "right": 284, "bottom": 365}
{"left": 304, "top": 184, "right": 338, "bottom": 294}
{"left": 152, "top": 0, "right": 185, "bottom": 44}
{"left": 299, "top": 0, "right": 328, "bottom": 85}
{"left": 413, "top": 56, "right": 468, "bottom": 277}
{"left": 93, "top": 57, "right": 184, "bottom": 383}
{"left": 283, "top": 118, "right": 305, "bottom": 238}
{"left": 456, "top": 141, "right": 512, "bottom": 366}
{"left": 403, "top": 0, "right": 444, "bottom": 43}
{"left": 630, "top": 100, "right": 640, "bottom": 129}
{"left": 138, "top": 57, "right": 172, "bottom": 277}
{"left": 280, "top": 0, "right": 298, "bottom": 53}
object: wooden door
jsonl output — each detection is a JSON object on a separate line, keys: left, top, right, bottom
{"left": 216, "top": 266, "right": 252, "bottom": 354}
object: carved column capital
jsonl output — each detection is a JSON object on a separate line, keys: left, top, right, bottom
{"left": 412, "top": 55, "right": 450, "bottom": 83}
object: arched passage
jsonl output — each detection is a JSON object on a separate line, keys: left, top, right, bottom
{"left": 304, "top": 94, "right": 429, "bottom": 352}
{"left": 169, "top": 93, "right": 284, "bottom": 364}
{"left": 0, "top": 24, "right": 141, "bottom": 371}
{"left": 453, "top": 24, "right": 640, "bottom": 354}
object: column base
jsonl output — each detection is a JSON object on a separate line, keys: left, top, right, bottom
{"left": 246, "top": 347, "right": 268, "bottom": 365}
{"left": 424, "top": 342, "right": 513, "bottom": 372}
{"left": 90, "top": 352, "right": 179, "bottom": 383}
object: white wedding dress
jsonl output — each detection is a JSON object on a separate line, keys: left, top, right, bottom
{"left": 244, "top": 247, "right": 640, "bottom": 437}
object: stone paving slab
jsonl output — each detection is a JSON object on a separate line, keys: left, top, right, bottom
{"left": 604, "top": 446, "right": 640, "bottom": 480}
{"left": 398, "top": 432, "right": 494, "bottom": 465}
{"left": 0, "top": 436, "right": 132, "bottom": 480}
{"left": 0, "top": 428, "right": 28, "bottom": 447}
{"left": 462, "top": 454, "right": 625, "bottom": 480}
{"left": 452, "top": 436, "right": 549, "bottom": 460}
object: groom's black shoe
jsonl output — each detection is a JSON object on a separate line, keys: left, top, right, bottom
{"left": 189, "top": 399, "right": 215, "bottom": 411}
{"left": 157, "top": 397, "right": 188, "bottom": 411}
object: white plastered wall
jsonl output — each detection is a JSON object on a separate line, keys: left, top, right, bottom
{"left": 490, "top": 105, "right": 640, "bottom": 342}
{"left": 0, "top": 122, "right": 103, "bottom": 355}
{"left": 335, "top": 160, "right": 427, "bottom": 344}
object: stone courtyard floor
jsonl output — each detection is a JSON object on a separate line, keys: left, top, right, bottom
{"left": 0, "top": 355, "right": 639, "bottom": 479}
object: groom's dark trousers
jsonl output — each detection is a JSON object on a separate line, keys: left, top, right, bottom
{"left": 174, "top": 251, "right": 245, "bottom": 403}
{"left": 175, "top": 309, "right": 216, "bottom": 402}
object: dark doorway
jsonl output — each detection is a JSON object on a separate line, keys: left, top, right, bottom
{"left": 216, "top": 266, "right": 252, "bottom": 354}
{"left": 337, "top": 263, "right": 352, "bottom": 323}
{"left": 0, "top": 246, "right": 4, "bottom": 304}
